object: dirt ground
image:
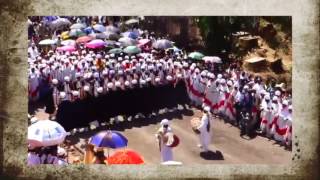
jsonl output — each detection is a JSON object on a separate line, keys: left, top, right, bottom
{"left": 33, "top": 107, "right": 291, "bottom": 165}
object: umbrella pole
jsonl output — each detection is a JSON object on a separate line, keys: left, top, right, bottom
{"left": 107, "top": 148, "right": 109, "bottom": 158}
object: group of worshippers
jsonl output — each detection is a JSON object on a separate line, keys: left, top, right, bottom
{"left": 185, "top": 62, "right": 292, "bottom": 146}
{"left": 27, "top": 143, "right": 68, "bottom": 166}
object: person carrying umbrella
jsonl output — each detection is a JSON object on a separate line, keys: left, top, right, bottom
{"left": 155, "top": 119, "right": 174, "bottom": 162}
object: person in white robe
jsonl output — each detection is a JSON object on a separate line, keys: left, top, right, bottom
{"left": 155, "top": 119, "right": 173, "bottom": 162}
{"left": 260, "top": 94, "right": 273, "bottom": 137}
{"left": 197, "top": 106, "right": 212, "bottom": 152}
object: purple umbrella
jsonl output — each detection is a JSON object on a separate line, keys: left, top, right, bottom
{"left": 90, "top": 130, "right": 128, "bottom": 149}
{"left": 57, "top": 45, "right": 76, "bottom": 52}
{"left": 85, "top": 39, "right": 106, "bottom": 49}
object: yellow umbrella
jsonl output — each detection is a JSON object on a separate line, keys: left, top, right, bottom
{"left": 61, "top": 31, "right": 70, "bottom": 40}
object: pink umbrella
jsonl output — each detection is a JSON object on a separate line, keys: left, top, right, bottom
{"left": 57, "top": 45, "right": 76, "bottom": 52}
{"left": 85, "top": 39, "right": 106, "bottom": 49}
{"left": 138, "top": 39, "right": 151, "bottom": 47}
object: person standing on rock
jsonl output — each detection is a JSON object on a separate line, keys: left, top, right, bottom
{"left": 197, "top": 106, "right": 212, "bottom": 152}
{"left": 155, "top": 119, "right": 173, "bottom": 162}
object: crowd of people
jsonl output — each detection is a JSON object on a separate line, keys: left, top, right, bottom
{"left": 28, "top": 16, "right": 292, "bottom": 165}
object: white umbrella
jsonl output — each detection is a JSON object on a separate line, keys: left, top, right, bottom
{"left": 38, "top": 39, "right": 56, "bottom": 45}
{"left": 61, "top": 39, "right": 76, "bottom": 46}
{"left": 93, "top": 24, "right": 106, "bottom": 32}
{"left": 202, "top": 56, "right": 222, "bottom": 63}
{"left": 28, "top": 120, "right": 67, "bottom": 148}
{"left": 118, "top": 37, "right": 137, "bottom": 47}
{"left": 70, "top": 23, "right": 86, "bottom": 29}
{"left": 106, "top": 25, "right": 120, "bottom": 33}
{"left": 125, "top": 18, "right": 139, "bottom": 25}
{"left": 152, "top": 39, "right": 173, "bottom": 49}
{"left": 49, "top": 18, "right": 71, "bottom": 31}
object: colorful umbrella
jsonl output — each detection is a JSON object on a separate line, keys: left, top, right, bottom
{"left": 152, "top": 39, "right": 173, "bottom": 49}
{"left": 106, "top": 25, "right": 120, "bottom": 33}
{"left": 93, "top": 24, "right": 106, "bottom": 32}
{"left": 188, "top": 52, "right": 205, "bottom": 60}
{"left": 70, "top": 23, "right": 86, "bottom": 30}
{"left": 123, "top": 46, "right": 141, "bottom": 54}
{"left": 28, "top": 120, "right": 67, "bottom": 148}
{"left": 167, "top": 46, "right": 182, "bottom": 53}
{"left": 118, "top": 37, "right": 137, "bottom": 47}
{"left": 49, "top": 18, "right": 71, "bottom": 31}
{"left": 85, "top": 39, "right": 106, "bottom": 49}
{"left": 76, "top": 36, "right": 93, "bottom": 44}
{"left": 125, "top": 18, "right": 139, "bottom": 25}
{"left": 56, "top": 45, "right": 76, "bottom": 52}
{"left": 89, "top": 130, "right": 128, "bottom": 148}
{"left": 202, "top": 56, "right": 222, "bottom": 63}
{"left": 106, "top": 149, "right": 144, "bottom": 165}
{"left": 38, "top": 39, "right": 56, "bottom": 45}
{"left": 69, "top": 29, "right": 86, "bottom": 37}
{"left": 61, "top": 31, "right": 70, "bottom": 40}
{"left": 61, "top": 39, "right": 76, "bottom": 46}
{"left": 121, "top": 31, "right": 139, "bottom": 39}
{"left": 108, "top": 48, "right": 123, "bottom": 54}
{"left": 138, "top": 39, "right": 151, "bottom": 47}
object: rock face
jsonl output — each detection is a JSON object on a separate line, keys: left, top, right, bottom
{"left": 259, "top": 23, "right": 277, "bottom": 40}
{"left": 270, "top": 58, "right": 286, "bottom": 74}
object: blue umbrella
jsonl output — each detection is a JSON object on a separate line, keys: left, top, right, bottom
{"left": 90, "top": 130, "right": 128, "bottom": 149}
{"left": 122, "top": 31, "right": 139, "bottom": 39}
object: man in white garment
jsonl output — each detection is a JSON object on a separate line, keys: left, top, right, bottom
{"left": 155, "top": 119, "right": 173, "bottom": 162}
{"left": 197, "top": 106, "right": 212, "bottom": 152}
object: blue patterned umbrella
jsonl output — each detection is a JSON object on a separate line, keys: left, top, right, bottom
{"left": 90, "top": 130, "right": 128, "bottom": 149}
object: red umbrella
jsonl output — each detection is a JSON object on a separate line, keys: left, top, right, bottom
{"left": 106, "top": 149, "right": 144, "bottom": 165}
{"left": 76, "top": 36, "right": 93, "bottom": 44}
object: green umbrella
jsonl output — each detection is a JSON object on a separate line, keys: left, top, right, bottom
{"left": 38, "top": 39, "right": 56, "bottom": 45}
{"left": 108, "top": 48, "right": 123, "bottom": 54}
{"left": 188, "top": 52, "right": 205, "bottom": 60}
{"left": 123, "top": 46, "right": 141, "bottom": 54}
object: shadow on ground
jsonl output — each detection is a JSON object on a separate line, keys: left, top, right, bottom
{"left": 65, "top": 107, "right": 194, "bottom": 146}
{"left": 199, "top": 150, "right": 224, "bottom": 160}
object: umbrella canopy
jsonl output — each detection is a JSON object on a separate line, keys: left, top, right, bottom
{"left": 118, "top": 37, "right": 137, "bottom": 47}
{"left": 138, "top": 39, "right": 151, "bottom": 47}
{"left": 90, "top": 130, "right": 128, "bottom": 148}
{"left": 61, "top": 39, "right": 76, "bottom": 46}
{"left": 56, "top": 45, "right": 76, "bottom": 52}
{"left": 106, "top": 149, "right": 144, "bottom": 165}
{"left": 121, "top": 31, "right": 139, "bottom": 39}
{"left": 167, "top": 46, "right": 182, "bottom": 53}
{"left": 108, "top": 48, "right": 123, "bottom": 54}
{"left": 61, "top": 31, "right": 70, "bottom": 40}
{"left": 90, "top": 33, "right": 108, "bottom": 39}
{"left": 76, "top": 36, "right": 93, "bottom": 44}
{"left": 38, "top": 39, "right": 56, "bottom": 45}
{"left": 28, "top": 120, "right": 67, "bottom": 148}
{"left": 93, "top": 24, "right": 106, "bottom": 32}
{"left": 188, "top": 52, "right": 205, "bottom": 60}
{"left": 125, "top": 18, "right": 139, "bottom": 25}
{"left": 85, "top": 39, "right": 106, "bottom": 49}
{"left": 70, "top": 23, "right": 86, "bottom": 30}
{"left": 106, "top": 25, "right": 120, "bottom": 33}
{"left": 202, "top": 56, "right": 222, "bottom": 63}
{"left": 152, "top": 39, "right": 173, "bottom": 49}
{"left": 49, "top": 18, "right": 71, "bottom": 31}
{"left": 123, "top": 46, "right": 141, "bottom": 54}
{"left": 69, "top": 29, "right": 86, "bottom": 37}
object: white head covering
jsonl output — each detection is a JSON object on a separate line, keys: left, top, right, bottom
{"left": 97, "top": 87, "right": 103, "bottom": 93}
{"left": 115, "top": 81, "right": 121, "bottom": 87}
{"left": 64, "top": 76, "right": 70, "bottom": 82}
{"left": 282, "top": 100, "right": 289, "bottom": 106}
{"left": 166, "top": 75, "right": 173, "bottom": 81}
{"left": 272, "top": 96, "right": 278, "bottom": 101}
{"left": 217, "top": 74, "right": 223, "bottom": 79}
{"left": 275, "top": 90, "right": 281, "bottom": 96}
{"left": 72, "top": 91, "right": 79, "bottom": 97}
{"left": 155, "top": 77, "right": 160, "bottom": 82}
{"left": 107, "top": 82, "right": 113, "bottom": 88}
{"left": 132, "top": 79, "right": 138, "bottom": 85}
{"left": 84, "top": 85, "right": 90, "bottom": 92}
{"left": 203, "top": 106, "right": 211, "bottom": 113}
{"left": 52, "top": 79, "right": 58, "bottom": 85}
{"left": 124, "top": 81, "right": 130, "bottom": 86}
{"left": 160, "top": 119, "right": 169, "bottom": 126}
{"left": 60, "top": 92, "right": 66, "bottom": 99}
